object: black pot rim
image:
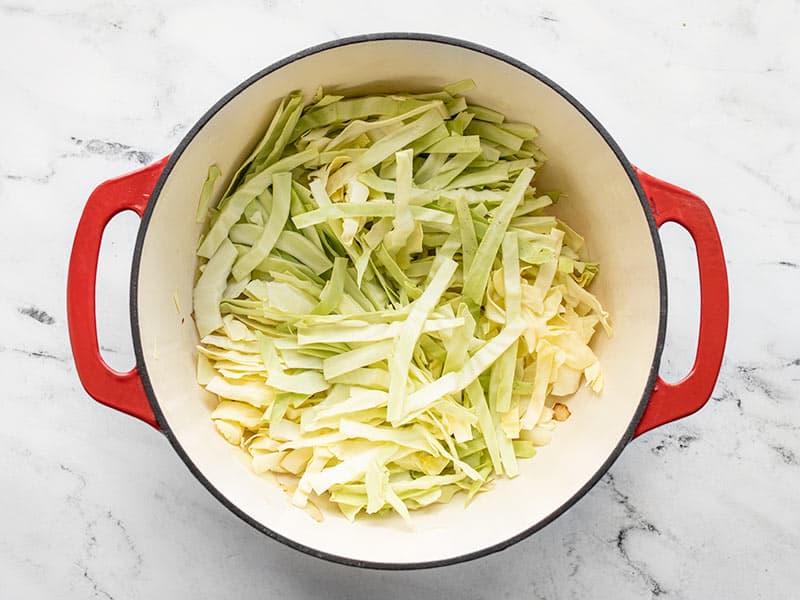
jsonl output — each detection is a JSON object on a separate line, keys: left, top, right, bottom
{"left": 130, "top": 32, "right": 668, "bottom": 571}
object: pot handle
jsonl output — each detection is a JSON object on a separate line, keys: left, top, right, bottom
{"left": 67, "top": 157, "right": 170, "bottom": 429}
{"left": 632, "top": 167, "right": 729, "bottom": 437}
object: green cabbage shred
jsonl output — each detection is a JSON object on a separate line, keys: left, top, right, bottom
{"left": 193, "top": 82, "right": 611, "bottom": 521}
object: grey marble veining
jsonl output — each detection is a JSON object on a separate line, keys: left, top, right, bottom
{"left": 1, "top": 1, "right": 798, "bottom": 598}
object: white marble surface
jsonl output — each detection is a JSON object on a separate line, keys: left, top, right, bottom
{"left": 1, "top": 1, "right": 798, "bottom": 597}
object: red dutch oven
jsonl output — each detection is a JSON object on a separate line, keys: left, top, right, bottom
{"left": 67, "top": 34, "right": 728, "bottom": 569}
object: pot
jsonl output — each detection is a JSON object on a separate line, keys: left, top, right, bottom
{"left": 67, "top": 33, "right": 729, "bottom": 569}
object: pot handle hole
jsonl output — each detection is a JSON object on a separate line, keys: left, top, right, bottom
{"left": 67, "top": 157, "right": 170, "bottom": 429}
{"left": 632, "top": 168, "right": 729, "bottom": 437}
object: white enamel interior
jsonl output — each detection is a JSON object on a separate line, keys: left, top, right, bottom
{"left": 135, "top": 38, "right": 662, "bottom": 565}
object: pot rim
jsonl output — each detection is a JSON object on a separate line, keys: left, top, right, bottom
{"left": 130, "top": 32, "right": 668, "bottom": 570}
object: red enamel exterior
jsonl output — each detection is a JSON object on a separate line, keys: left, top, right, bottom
{"left": 66, "top": 157, "right": 170, "bottom": 429}
{"left": 632, "top": 168, "right": 729, "bottom": 437}
{"left": 66, "top": 161, "right": 728, "bottom": 437}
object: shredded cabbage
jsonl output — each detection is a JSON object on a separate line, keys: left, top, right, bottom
{"left": 193, "top": 82, "right": 611, "bottom": 521}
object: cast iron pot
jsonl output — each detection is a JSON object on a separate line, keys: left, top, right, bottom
{"left": 67, "top": 33, "right": 729, "bottom": 569}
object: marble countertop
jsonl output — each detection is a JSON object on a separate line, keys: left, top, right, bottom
{"left": 2, "top": 1, "right": 798, "bottom": 598}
